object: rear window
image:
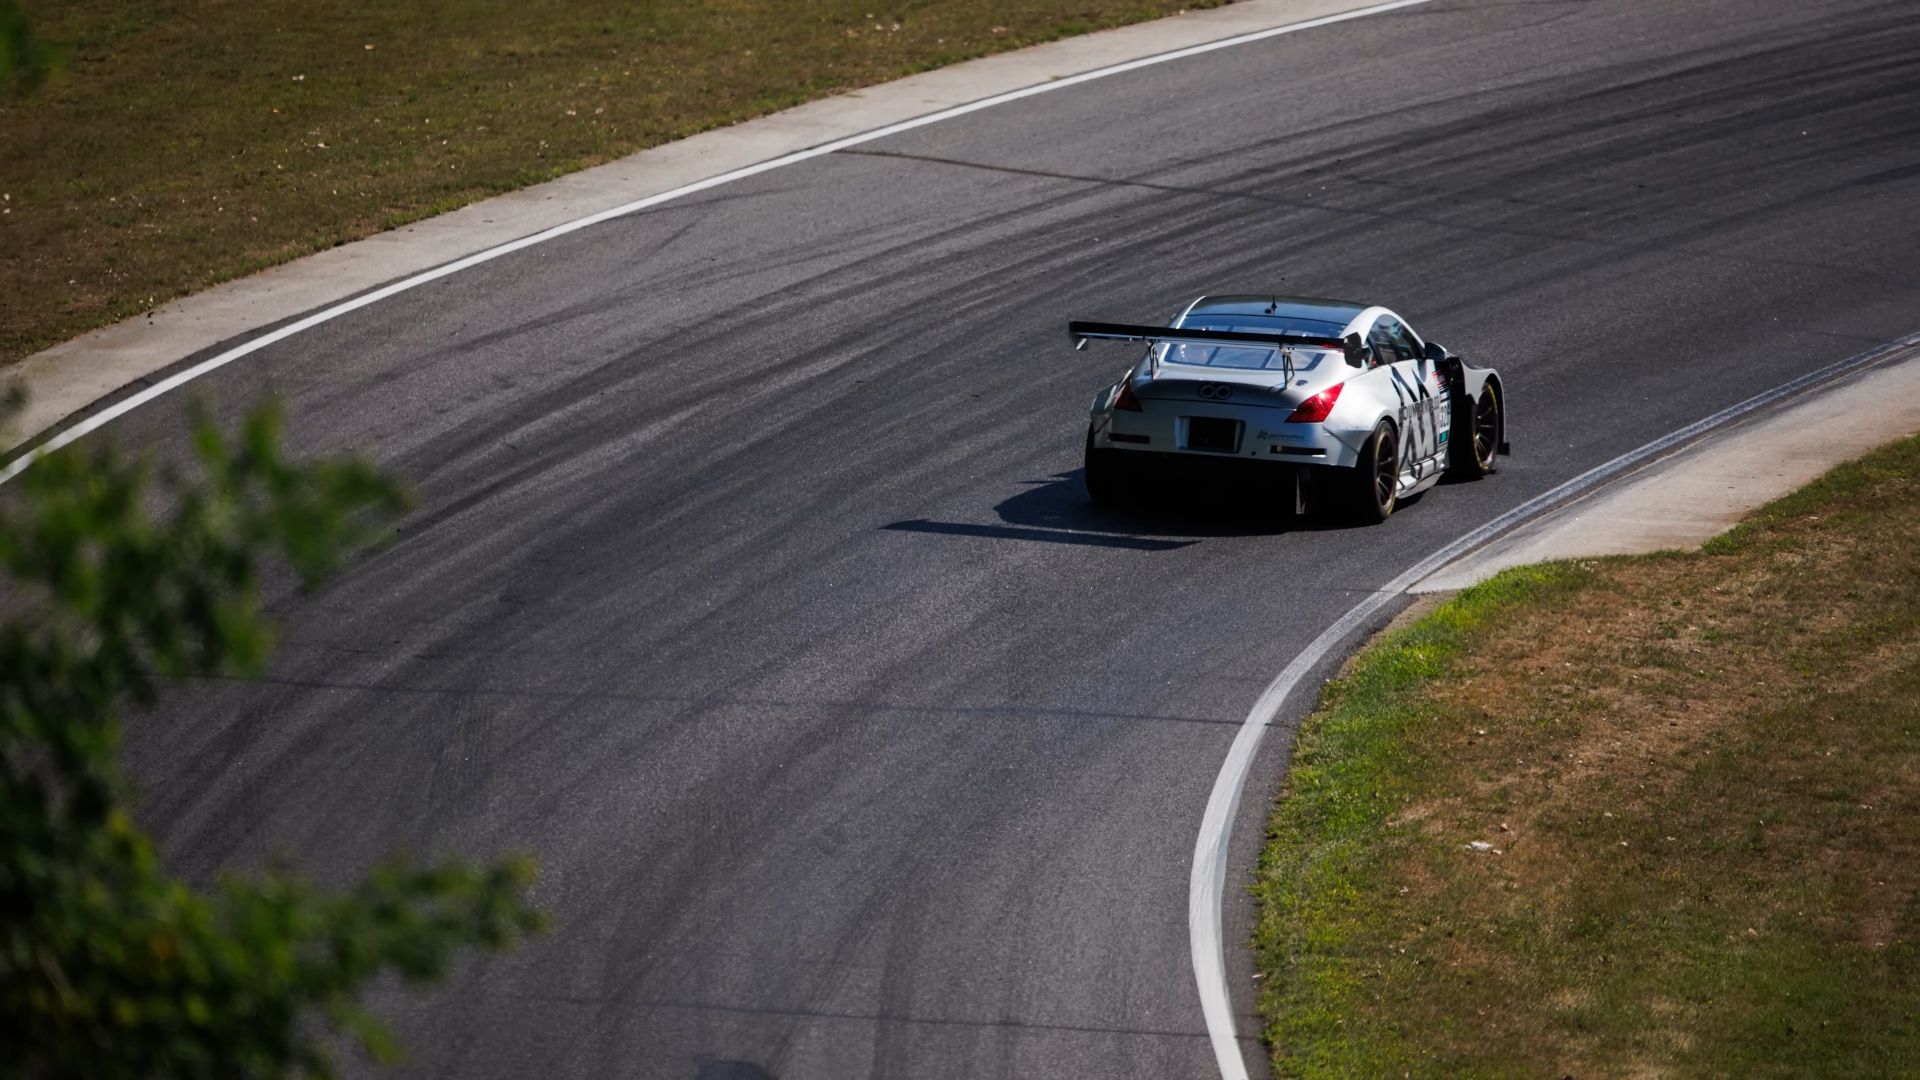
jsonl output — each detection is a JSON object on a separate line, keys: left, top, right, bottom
{"left": 1158, "top": 314, "right": 1345, "bottom": 371}
{"left": 1160, "top": 315, "right": 1345, "bottom": 371}
{"left": 1159, "top": 342, "right": 1332, "bottom": 371}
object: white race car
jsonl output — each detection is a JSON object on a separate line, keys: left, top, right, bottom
{"left": 1073, "top": 295, "right": 1507, "bottom": 522}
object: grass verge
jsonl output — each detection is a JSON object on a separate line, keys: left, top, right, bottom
{"left": 0, "top": 0, "right": 1229, "bottom": 366}
{"left": 1253, "top": 435, "right": 1920, "bottom": 1077}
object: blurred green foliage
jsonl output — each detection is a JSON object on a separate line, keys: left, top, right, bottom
{"left": 2, "top": 0, "right": 59, "bottom": 96}
{"left": 0, "top": 401, "right": 545, "bottom": 1077}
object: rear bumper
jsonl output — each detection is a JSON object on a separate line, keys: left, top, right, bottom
{"left": 1091, "top": 406, "right": 1363, "bottom": 468}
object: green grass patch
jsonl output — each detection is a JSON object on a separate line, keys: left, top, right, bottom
{"left": 0, "top": 0, "right": 1229, "bottom": 366}
{"left": 1254, "top": 435, "right": 1920, "bottom": 1077}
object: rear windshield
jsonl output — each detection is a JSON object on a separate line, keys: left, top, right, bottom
{"left": 1159, "top": 343, "right": 1333, "bottom": 371}
{"left": 1160, "top": 314, "right": 1346, "bottom": 371}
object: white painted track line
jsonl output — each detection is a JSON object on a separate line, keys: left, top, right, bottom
{"left": 9, "top": 0, "right": 1910, "bottom": 1071}
{"left": 1188, "top": 329, "right": 1920, "bottom": 1080}
{"left": 7, "top": 0, "right": 1911, "bottom": 1072}
{"left": 41, "top": 2, "right": 1896, "bottom": 1078}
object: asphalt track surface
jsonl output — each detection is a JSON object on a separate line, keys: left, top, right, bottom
{"left": 87, "top": 0, "right": 1920, "bottom": 1076}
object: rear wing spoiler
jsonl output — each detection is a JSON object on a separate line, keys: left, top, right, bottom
{"left": 1067, "top": 320, "right": 1349, "bottom": 352}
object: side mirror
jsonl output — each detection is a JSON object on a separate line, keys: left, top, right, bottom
{"left": 1423, "top": 340, "right": 1447, "bottom": 362}
{"left": 1343, "top": 332, "right": 1366, "bottom": 367}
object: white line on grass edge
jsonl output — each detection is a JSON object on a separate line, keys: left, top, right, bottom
{"left": 0, "top": 0, "right": 1437, "bottom": 484}
{"left": 1188, "top": 330, "right": 1920, "bottom": 1080}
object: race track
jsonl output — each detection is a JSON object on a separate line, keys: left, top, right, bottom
{"left": 102, "top": 0, "right": 1920, "bottom": 1076}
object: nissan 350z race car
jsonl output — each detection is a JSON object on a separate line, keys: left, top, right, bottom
{"left": 1073, "top": 295, "right": 1508, "bottom": 523}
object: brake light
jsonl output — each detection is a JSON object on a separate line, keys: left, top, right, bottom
{"left": 1286, "top": 383, "right": 1343, "bottom": 423}
{"left": 1114, "top": 381, "right": 1143, "bottom": 412}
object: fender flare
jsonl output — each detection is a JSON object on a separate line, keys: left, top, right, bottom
{"left": 1442, "top": 358, "right": 1509, "bottom": 457}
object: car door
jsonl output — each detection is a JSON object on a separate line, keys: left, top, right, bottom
{"left": 1369, "top": 314, "right": 1441, "bottom": 485}
{"left": 1391, "top": 315, "right": 1450, "bottom": 476}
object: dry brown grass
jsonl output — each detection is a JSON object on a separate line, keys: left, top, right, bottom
{"left": 1255, "top": 437, "right": 1920, "bottom": 1078}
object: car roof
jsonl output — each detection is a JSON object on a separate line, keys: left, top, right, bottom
{"left": 1186, "top": 294, "right": 1370, "bottom": 325}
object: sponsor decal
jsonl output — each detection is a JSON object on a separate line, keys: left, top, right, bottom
{"left": 1255, "top": 430, "right": 1306, "bottom": 442}
{"left": 1198, "top": 383, "right": 1235, "bottom": 400}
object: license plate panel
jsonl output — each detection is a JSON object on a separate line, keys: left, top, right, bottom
{"left": 1185, "top": 416, "right": 1241, "bottom": 453}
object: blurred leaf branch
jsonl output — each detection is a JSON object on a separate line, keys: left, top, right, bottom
{"left": 0, "top": 397, "right": 545, "bottom": 1077}
{"left": 1, "top": 0, "right": 60, "bottom": 97}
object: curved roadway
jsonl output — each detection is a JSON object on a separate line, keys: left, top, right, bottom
{"left": 106, "top": 0, "right": 1920, "bottom": 1076}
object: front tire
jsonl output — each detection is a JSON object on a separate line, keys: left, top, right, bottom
{"left": 1447, "top": 382, "right": 1501, "bottom": 480}
{"left": 1342, "top": 420, "right": 1399, "bottom": 524}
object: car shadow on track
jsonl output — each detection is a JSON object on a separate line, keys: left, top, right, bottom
{"left": 881, "top": 469, "right": 1364, "bottom": 552}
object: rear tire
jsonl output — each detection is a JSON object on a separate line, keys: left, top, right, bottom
{"left": 1084, "top": 428, "right": 1131, "bottom": 508}
{"left": 1343, "top": 420, "right": 1399, "bottom": 524}
{"left": 1447, "top": 382, "right": 1500, "bottom": 480}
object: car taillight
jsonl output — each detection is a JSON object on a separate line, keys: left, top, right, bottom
{"left": 1285, "top": 383, "right": 1343, "bottom": 423}
{"left": 1114, "top": 381, "right": 1143, "bottom": 411}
